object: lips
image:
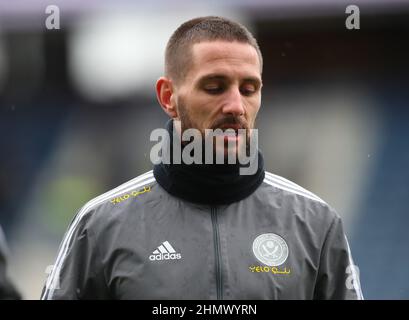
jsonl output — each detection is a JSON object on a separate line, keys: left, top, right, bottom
{"left": 217, "top": 123, "right": 244, "bottom": 134}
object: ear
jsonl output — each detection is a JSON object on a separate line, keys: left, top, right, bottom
{"left": 156, "top": 77, "right": 178, "bottom": 118}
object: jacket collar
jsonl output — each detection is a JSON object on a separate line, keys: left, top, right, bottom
{"left": 153, "top": 119, "right": 265, "bottom": 205}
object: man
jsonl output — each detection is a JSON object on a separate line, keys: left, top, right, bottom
{"left": 41, "top": 16, "right": 363, "bottom": 300}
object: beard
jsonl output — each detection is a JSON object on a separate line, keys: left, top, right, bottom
{"left": 175, "top": 97, "right": 253, "bottom": 160}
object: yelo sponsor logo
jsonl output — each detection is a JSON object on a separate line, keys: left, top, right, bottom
{"left": 110, "top": 186, "right": 151, "bottom": 205}
{"left": 248, "top": 265, "right": 291, "bottom": 275}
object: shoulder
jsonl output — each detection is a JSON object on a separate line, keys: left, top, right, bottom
{"left": 260, "top": 171, "right": 339, "bottom": 222}
{"left": 70, "top": 170, "right": 156, "bottom": 232}
{"left": 262, "top": 171, "right": 325, "bottom": 204}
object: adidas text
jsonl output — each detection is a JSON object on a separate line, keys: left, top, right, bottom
{"left": 149, "top": 253, "right": 182, "bottom": 261}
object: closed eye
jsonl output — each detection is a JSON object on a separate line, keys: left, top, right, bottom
{"left": 204, "top": 86, "right": 224, "bottom": 95}
{"left": 240, "top": 84, "right": 257, "bottom": 96}
{"left": 240, "top": 88, "right": 256, "bottom": 96}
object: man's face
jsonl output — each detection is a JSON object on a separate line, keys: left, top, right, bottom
{"left": 172, "top": 40, "right": 262, "bottom": 157}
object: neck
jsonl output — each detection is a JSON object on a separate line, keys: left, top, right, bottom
{"left": 153, "top": 119, "right": 265, "bottom": 205}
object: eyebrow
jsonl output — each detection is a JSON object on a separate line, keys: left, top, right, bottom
{"left": 196, "top": 74, "right": 262, "bottom": 87}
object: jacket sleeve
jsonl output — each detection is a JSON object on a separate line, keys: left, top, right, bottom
{"left": 0, "top": 225, "right": 21, "bottom": 300}
{"left": 41, "top": 210, "right": 108, "bottom": 300}
{"left": 313, "top": 215, "right": 364, "bottom": 300}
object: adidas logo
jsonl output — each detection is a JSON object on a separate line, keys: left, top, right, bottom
{"left": 149, "top": 241, "right": 182, "bottom": 261}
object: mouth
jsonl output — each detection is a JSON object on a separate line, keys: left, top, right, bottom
{"left": 217, "top": 123, "right": 244, "bottom": 136}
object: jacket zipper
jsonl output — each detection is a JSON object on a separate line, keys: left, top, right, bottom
{"left": 211, "top": 207, "right": 223, "bottom": 300}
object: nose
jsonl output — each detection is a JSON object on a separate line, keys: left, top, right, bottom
{"left": 222, "top": 87, "right": 245, "bottom": 116}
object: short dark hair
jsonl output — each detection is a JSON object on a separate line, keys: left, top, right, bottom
{"left": 165, "top": 16, "right": 263, "bottom": 84}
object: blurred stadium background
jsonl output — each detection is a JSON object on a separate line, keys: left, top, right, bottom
{"left": 0, "top": 0, "right": 408, "bottom": 299}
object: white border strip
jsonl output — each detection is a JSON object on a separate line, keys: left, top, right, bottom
{"left": 263, "top": 178, "right": 323, "bottom": 203}
{"left": 265, "top": 171, "right": 324, "bottom": 202}
{"left": 265, "top": 171, "right": 314, "bottom": 193}
{"left": 345, "top": 235, "right": 364, "bottom": 300}
{"left": 263, "top": 173, "right": 325, "bottom": 203}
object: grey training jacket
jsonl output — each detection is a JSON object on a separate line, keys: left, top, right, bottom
{"left": 41, "top": 170, "right": 363, "bottom": 300}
